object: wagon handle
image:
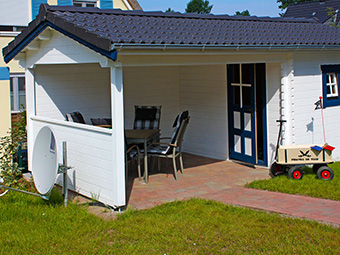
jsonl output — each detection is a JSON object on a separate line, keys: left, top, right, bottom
{"left": 275, "top": 119, "right": 287, "bottom": 161}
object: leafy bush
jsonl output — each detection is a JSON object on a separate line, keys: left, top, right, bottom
{"left": 0, "top": 111, "right": 27, "bottom": 188}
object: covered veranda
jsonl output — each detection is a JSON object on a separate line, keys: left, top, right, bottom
{"left": 9, "top": 29, "right": 284, "bottom": 208}
{"left": 3, "top": 8, "right": 288, "bottom": 208}
{"left": 19, "top": 48, "right": 282, "bottom": 207}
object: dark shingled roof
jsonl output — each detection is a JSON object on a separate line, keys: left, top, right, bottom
{"left": 4, "top": 4, "right": 340, "bottom": 62}
{"left": 284, "top": 0, "right": 340, "bottom": 23}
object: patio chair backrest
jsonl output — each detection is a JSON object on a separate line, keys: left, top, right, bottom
{"left": 163, "top": 111, "right": 189, "bottom": 154}
{"left": 174, "top": 117, "right": 190, "bottom": 148}
{"left": 66, "top": 111, "right": 86, "bottom": 124}
{"left": 133, "top": 105, "right": 161, "bottom": 130}
{"left": 90, "top": 118, "right": 112, "bottom": 126}
{"left": 172, "top": 110, "right": 189, "bottom": 128}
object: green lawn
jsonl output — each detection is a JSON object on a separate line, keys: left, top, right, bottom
{"left": 1, "top": 190, "right": 340, "bottom": 254}
{"left": 247, "top": 162, "right": 340, "bottom": 201}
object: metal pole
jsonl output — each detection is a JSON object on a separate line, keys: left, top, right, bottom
{"left": 0, "top": 184, "right": 48, "bottom": 200}
{"left": 62, "top": 141, "right": 68, "bottom": 207}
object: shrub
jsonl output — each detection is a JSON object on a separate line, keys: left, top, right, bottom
{"left": 0, "top": 111, "right": 27, "bottom": 188}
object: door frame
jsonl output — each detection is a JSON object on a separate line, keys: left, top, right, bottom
{"left": 227, "top": 63, "right": 268, "bottom": 166}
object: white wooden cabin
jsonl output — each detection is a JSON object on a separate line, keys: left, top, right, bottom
{"left": 4, "top": 5, "right": 340, "bottom": 207}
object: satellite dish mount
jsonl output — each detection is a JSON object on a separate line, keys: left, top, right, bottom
{"left": 0, "top": 127, "right": 71, "bottom": 206}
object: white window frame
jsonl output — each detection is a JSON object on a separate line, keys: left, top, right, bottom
{"left": 10, "top": 73, "right": 25, "bottom": 113}
{"left": 73, "top": 0, "right": 98, "bottom": 7}
{"left": 326, "top": 73, "right": 339, "bottom": 98}
{"left": 231, "top": 63, "right": 252, "bottom": 108}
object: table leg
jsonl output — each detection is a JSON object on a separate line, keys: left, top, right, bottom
{"left": 144, "top": 139, "right": 148, "bottom": 183}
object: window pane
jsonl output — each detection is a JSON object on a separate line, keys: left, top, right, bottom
{"left": 332, "top": 85, "right": 336, "bottom": 94}
{"left": 242, "top": 64, "right": 252, "bottom": 84}
{"left": 326, "top": 73, "right": 338, "bottom": 98}
{"left": 19, "top": 94, "right": 26, "bottom": 109}
{"left": 87, "top": 3, "right": 95, "bottom": 7}
{"left": 242, "top": 86, "right": 251, "bottom": 107}
{"left": 233, "top": 86, "right": 240, "bottom": 106}
{"left": 10, "top": 94, "right": 14, "bottom": 111}
{"left": 18, "top": 77, "right": 25, "bottom": 91}
{"left": 231, "top": 64, "right": 240, "bottom": 83}
{"left": 74, "top": 3, "right": 82, "bottom": 7}
{"left": 10, "top": 77, "right": 13, "bottom": 92}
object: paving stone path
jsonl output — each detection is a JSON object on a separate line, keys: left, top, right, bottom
{"left": 126, "top": 154, "right": 340, "bottom": 226}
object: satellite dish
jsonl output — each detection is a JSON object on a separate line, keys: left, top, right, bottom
{"left": 32, "top": 126, "right": 58, "bottom": 196}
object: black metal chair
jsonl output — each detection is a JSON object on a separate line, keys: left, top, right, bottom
{"left": 125, "top": 137, "right": 142, "bottom": 181}
{"left": 146, "top": 111, "right": 190, "bottom": 180}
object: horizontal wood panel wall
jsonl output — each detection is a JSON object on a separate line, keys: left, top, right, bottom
{"left": 123, "top": 66, "right": 180, "bottom": 137}
{"left": 266, "top": 63, "right": 282, "bottom": 164}
{"left": 35, "top": 63, "right": 111, "bottom": 124}
{"left": 32, "top": 118, "right": 118, "bottom": 206}
{"left": 292, "top": 52, "right": 340, "bottom": 160}
{"left": 123, "top": 63, "right": 283, "bottom": 163}
{"left": 179, "top": 65, "right": 228, "bottom": 160}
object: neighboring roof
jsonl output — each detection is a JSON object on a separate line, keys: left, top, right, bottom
{"left": 127, "top": 0, "right": 142, "bottom": 10}
{"left": 284, "top": 0, "right": 340, "bottom": 23}
{"left": 4, "top": 4, "right": 340, "bottom": 63}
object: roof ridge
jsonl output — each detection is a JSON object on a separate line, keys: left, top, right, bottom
{"left": 42, "top": 4, "right": 317, "bottom": 24}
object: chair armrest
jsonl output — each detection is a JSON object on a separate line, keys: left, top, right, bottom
{"left": 126, "top": 144, "right": 141, "bottom": 154}
{"left": 148, "top": 142, "right": 178, "bottom": 148}
{"left": 159, "top": 137, "right": 171, "bottom": 140}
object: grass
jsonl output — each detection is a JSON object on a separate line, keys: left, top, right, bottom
{"left": 1, "top": 190, "right": 340, "bottom": 254}
{"left": 247, "top": 162, "right": 340, "bottom": 201}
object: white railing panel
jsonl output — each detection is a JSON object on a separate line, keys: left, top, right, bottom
{"left": 31, "top": 116, "right": 120, "bottom": 206}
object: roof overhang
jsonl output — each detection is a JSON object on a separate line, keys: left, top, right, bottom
{"left": 112, "top": 43, "right": 340, "bottom": 51}
{"left": 4, "top": 22, "right": 117, "bottom": 64}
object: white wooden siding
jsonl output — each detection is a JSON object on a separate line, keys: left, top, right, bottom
{"left": 25, "top": 31, "right": 108, "bottom": 68}
{"left": 31, "top": 117, "right": 121, "bottom": 206}
{"left": 123, "top": 66, "right": 180, "bottom": 137}
{"left": 123, "top": 63, "right": 283, "bottom": 163}
{"left": 35, "top": 63, "right": 111, "bottom": 124}
{"left": 179, "top": 65, "right": 228, "bottom": 160}
{"left": 266, "top": 63, "right": 282, "bottom": 164}
{"left": 292, "top": 52, "right": 340, "bottom": 160}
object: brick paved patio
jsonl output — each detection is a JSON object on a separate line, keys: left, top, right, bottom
{"left": 126, "top": 153, "right": 340, "bottom": 226}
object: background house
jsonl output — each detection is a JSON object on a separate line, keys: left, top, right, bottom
{"left": 284, "top": 0, "right": 340, "bottom": 25}
{"left": 0, "top": 0, "right": 141, "bottom": 138}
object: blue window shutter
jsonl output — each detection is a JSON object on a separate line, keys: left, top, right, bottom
{"left": 100, "top": 0, "right": 113, "bottom": 9}
{"left": 0, "top": 67, "right": 10, "bottom": 81}
{"left": 32, "top": 0, "right": 47, "bottom": 19}
{"left": 58, "top": 0, "right": 72, "bottom": 5}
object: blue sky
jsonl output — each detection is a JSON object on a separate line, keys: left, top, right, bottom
{"left": 137, "top": 0, "right": 282, "bottom": 17}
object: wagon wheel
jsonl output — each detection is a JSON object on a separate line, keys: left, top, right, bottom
{"left": 288, "top": 166, "right": 303, "bottom": 180}
{"left": 312, "top": 164, "right": 325, "bottom": 174}
{"left": 317, "top": 166, "right": 334, "bottom": 181}
{"left": 270, "top": 162, "right": 285, "bottom": 177}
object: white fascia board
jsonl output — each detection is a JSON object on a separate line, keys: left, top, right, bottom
{"left": 122, "top": 0, "right": 133, "bottom": 10}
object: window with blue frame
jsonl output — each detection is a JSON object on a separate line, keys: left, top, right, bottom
{"left": 73, "top": 0, "right": 98, "bottom": 7}
{"left": 321, "top": 65, "right": 340, "bottom": 108}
